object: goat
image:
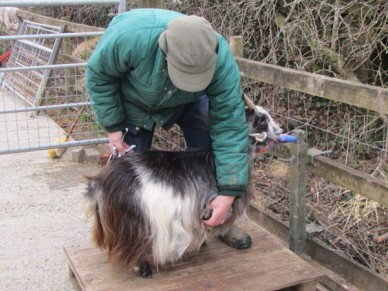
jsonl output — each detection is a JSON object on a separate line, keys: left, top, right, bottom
{"left": 84, "top": 106, "right": 283, "bottom": 278}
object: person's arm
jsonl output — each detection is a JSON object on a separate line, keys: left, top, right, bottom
{"left": 203, "top": 36, "right": 249, "bottom": 227}
{"left": 85, "top": 38, "right": 131, "bottom": 132}
{"left": 85, "top": 21, "right": 146, "bottom": 153}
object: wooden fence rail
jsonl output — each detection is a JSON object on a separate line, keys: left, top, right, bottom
{"left": 16, "top": 10, "right": 104, "bottom": 33}
{"left": 237, "top": 57, "right": 388, "bottom": 115}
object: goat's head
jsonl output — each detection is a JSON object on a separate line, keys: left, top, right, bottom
{"left": 246, "top": 106, "right": 283, "bottom": 147}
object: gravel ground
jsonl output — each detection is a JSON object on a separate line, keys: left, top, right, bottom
{"left": 0, "top": 149, "right": 100, "bottom": 291}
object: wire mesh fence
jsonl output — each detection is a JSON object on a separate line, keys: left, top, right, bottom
{"left": 242, "top": 78, "right": 388, "bottom": 173}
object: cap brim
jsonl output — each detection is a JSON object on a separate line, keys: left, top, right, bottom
{"left": 167, "top": 61, "right": 216, "bottom": 92}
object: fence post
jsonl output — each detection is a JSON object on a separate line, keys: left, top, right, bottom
{"left": 61, "top": 17, "right": 75, "bottom": 97}
{"left": 118, "top": 0, "right": 126, "bottom": 13}
{"left": 289, "top": 129, "right": 308, "bottom": 254}
{"left": 230, "top": 36, "right": 259, "bottom": 111}
{"left": 141, "top": 0, "right": 165, "bottom": 8}
{"left": 230, "top": 35, "right": 243, "bottom": 58}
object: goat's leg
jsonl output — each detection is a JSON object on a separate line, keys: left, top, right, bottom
{"left": 138, "top": 261, "right": 152, "bottom": 279}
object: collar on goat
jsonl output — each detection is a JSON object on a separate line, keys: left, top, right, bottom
{"left": 249, "top": 132, "right": 272, "bottom": 154}
{"left": 249, "top": 132, "right": 267, "bottom": 144}
{"left": 254, "top": 134, "right": 298, "bottom": 153}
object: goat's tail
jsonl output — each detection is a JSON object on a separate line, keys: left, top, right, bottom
{"left": 84, "top": 178, "right": 106, "bottom": 250}
{"left": 84, "top": 166, "right": 153, "bottom": 269}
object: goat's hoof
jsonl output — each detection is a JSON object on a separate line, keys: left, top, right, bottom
{"left": 138, "top": 262, "right": 153, "bottom": 279}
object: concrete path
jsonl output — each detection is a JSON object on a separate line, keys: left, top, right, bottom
{"left": 0, "top": 149, "right": 100, "bottom": 290}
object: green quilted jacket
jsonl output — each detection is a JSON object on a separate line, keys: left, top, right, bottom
{"left": 85, "top": 9, "right": 249, "bottom": 196}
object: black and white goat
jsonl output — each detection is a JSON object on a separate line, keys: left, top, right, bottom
{"left": 84, "top": 106, "right": 282, "bottom": 278}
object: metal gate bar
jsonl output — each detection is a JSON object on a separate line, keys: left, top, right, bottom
{"left": 0, "top": 32, "right": 104, "bottom": 41}
{"left": 0, "top": 0, "right": 127, "bottom": 14}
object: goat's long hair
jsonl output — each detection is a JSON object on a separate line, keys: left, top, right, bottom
{"left": 85, "top": 106, "right": 282, "bottom": 274}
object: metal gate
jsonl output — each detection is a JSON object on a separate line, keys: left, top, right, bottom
{"left": 0, "top": 0, "right": 126, "bottom": 155}
{"left": 2, "top": 20, "right": 64, "bottom": 105}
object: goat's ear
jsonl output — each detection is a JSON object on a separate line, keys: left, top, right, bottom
{"left": 245, "top": 107, "right": 256, "bottom": 121}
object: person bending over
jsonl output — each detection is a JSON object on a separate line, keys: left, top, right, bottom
{"left": 85, "top": 8, "right": 251, "bottom": 249}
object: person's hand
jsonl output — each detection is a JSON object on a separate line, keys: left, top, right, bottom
{"left": 203, "top": 195, "right": 235, "bottom": 227}
{"left": 108, "top": 131, "right": 130, "bottom": 155}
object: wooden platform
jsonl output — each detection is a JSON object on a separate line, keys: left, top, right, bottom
{"left": 64, "top": 219, "right": 322, "bottom": 291}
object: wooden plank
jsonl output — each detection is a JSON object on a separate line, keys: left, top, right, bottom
{"left": 64, "top": 219, "right": 322, "bottom": 291}
{"left": 248, "top": 204, "right": 388, "bottom": 291}
{"left": 308, "top": 155, "right": 388, "bottom": 207}
{"left": 17, "top": 10, "right": 104, "bottom": 33}
{"left": 236, "top": 57, "right": 388, "bottom": 115}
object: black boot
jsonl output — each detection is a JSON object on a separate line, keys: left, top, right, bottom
{"left": 218, "top": 224, "right": 252, "bottom": 249}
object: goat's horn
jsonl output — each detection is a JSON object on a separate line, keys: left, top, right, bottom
{"left": 243, "top": 93, "right": 257, "bottom": 111}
